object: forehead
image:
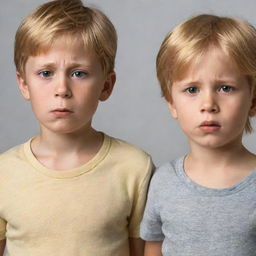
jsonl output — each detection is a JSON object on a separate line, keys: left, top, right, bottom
{"left": 33, "top": 34, "right": 96, "bottom": 59}
{"left": 26, "top": 36, "right": 98, "bottom": 66}
{"left": 176, "top": 47, "right": 242, "bottom": 82}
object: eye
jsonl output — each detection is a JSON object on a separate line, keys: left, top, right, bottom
{"left": 39, "top": 70, "right": 52, "bottom": 78}
{"left": 219, "top": 85, "right": 234, "bottom": 93}
{"left": 185, "top": 87, "right": 199, "bottom": 94}
{"left": 71, "top": 71, "right": 88, "bottom": 78}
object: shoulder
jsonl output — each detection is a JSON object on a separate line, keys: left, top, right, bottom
{"left": 108, "top": 135, "right": 152, "bottom": 166}
{"left": 0, "top": 139, "right": 32, "bottom": 172}
{"left": 0, "top": 143, "right": 27, "bottom": 164}
{"left": 153, "top": 159, "right": 178, "bottom": 179}
{"left": 106, "top": 135, "right": 154, "bottom": 179}
{"left": 149, "top": 157, "right": 184, "bottom": 191}
{"left": 0, "top": 141, "right": 30, "bottom": 181}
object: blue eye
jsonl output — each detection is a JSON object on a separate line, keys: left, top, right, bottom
{"left": 186, "top": 87, "right": 199, "bottom": 94}
{"left": 71, "top": 71, "right": 88, "bottom": 78}
{"left": 39, "top": 71, "right": 52, "bottom": 78}
{"left": 219, "top": 85, "right": 234, "bottom": 92}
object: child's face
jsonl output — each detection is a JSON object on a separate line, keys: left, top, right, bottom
{"left": 168, "top": 47, "right": 255, "bottom": 149}
{"left": 17, "top": 37, "right": 115, "bottom": 134}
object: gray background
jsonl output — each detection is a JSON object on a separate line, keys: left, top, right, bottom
{"left": 1, "top": 0, "right": 256, "bottom": 167}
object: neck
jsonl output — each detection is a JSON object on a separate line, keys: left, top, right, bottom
{"left": 187, "top": 138, "right": 252, "bottom": 169}
{"left": 31, "top": 126, "right": 102, "bottom": 156}
{"left": 184, "top": 138, "right": 256, "bottom": 189}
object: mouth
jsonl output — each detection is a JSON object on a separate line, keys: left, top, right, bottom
{"left": 200, "top": 121, "right": 220, "bottom": 127}
{"left": 51, "top": 108, "right": 73, "bottom": 117}
{"left": 199, "top": 121, "right": 221, "bottom": 132}
{"left": 52, "top": 108, "right": 73, "bottom": 112}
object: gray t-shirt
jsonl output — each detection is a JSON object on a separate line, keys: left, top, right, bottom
{"left": 140, "top": 157, "right": 256, "bottom": 256}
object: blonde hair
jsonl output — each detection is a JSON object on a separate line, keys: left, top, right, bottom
{"left": 157, "top": 14, "right": 256, "bottom": 133}
{"left": 14, "top": 0, "right": 117, "bottom": 77}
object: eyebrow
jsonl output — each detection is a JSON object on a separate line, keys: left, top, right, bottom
{"left": 177, "top": 78, "right": 237, "bottom": 86}
{"left": 35, "top": 62, "right": 93, "bottom": 69}
{"left": 214, "top": 79, "right": 237, "bottom": 84}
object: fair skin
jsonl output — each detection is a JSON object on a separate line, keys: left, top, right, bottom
{"left": 0, "top": 240, "right": 5, "bottom": 256}
{"left": 144, "top": 241, "right": 162, "bottom": 256}
{"left": 144, "top": 47, "right": 256, "bottom": 255}
{"left": 129, "top": 238, "right": 145, "bottom": 256}
{"left": 17, "top": 37, "right": 115, "bottom": 170}
{"left": 14, "top": 36, "right": 143, "bottom": 256}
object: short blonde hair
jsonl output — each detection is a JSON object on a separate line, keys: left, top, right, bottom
{"left": 14, "top": 0, "right": 117, "bottom": 77}
{"left": 157, "top": 14, "right": 256, "bottom": 133}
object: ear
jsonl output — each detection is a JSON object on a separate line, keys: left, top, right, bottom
{"left": 16, "top": 72, "right": 30, "bottom": 100}
{"left": 249, "top": 97, "right": 256, "bottom": 117}
{"left": 248, "top": 85, "right": 256, "bottom": 116}
{"left": 167, "top": 99, "right": 178, "bottom": 119}
{"left": 99, "top": 72, "right": 116, "bottom": 101}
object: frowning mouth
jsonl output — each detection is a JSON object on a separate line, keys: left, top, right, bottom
{"left": 52, "top": 108, "right": 73, "bottom": 112}
{"left": 51, "top": 108, "right": 73, "bottom": 117}
{"left": 200, "top": 121, "right": 220, "bottom": 126}
{"left": 199, "top": 121, "right": 221, "bottom": 132}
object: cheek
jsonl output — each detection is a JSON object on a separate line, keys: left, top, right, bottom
{"left": 27, "top": 80, "right": 53, "bottom": 98}
{"left": 28, "top": 87, "right": 53, "bottom": 113}
{"left": 173, "top": 103, "right": 197, "bottom": 133}
{"left": 222, "top": 98, "right": 251, "bottom": 133}
{"left": 77, "top": 84, "right": 102, "bottom": 100}
{"left": 174, "top": 100, "right": 196, "bottom": 119}
{"left": 75, "top": 88, "right": 100, "bottom": 109}
{"left": 32, "top": 91, "right": 50, "bottom": 100}
{"left": 226, "top": 97, "right": 250, "bottom": 119}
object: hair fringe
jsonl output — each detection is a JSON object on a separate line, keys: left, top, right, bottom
{"left": 156, "top": 14, "right": 256, "bottom": 133}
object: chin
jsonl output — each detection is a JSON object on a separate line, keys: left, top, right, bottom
{"left": 41, "top": 119, "right": 92, "bottom": 134}
{"left": 41, "top": 123, "right": 81, "bottom": 134}
{"left": 196, "top": 137, "right": 241, "bottom": 150}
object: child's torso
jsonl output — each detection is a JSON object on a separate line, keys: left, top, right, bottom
{"left": 156, "top": 158, "right": 256, "bottom": 256}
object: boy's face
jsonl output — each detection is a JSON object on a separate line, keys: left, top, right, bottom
{"left": 17, "top": 37, "right": 115, "bottom": 134}
{"left": 168, "top": 47, "right": 256, "bottom": 149}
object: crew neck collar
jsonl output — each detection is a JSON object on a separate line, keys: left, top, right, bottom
{"left": 174, "top": 156, "right": 256, "bottom": 196}
{"left": 23, "top": 133, "right": 111, "bottom": 179}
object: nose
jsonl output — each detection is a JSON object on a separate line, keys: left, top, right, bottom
{"left": 200, "top": 92, "right": 219, "bottom": 113}
{"left": 54, "top": 76, "right": 72, "bottom": 98}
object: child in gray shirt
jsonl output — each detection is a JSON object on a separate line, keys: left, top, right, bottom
{"left": 141, "top": 14, "right": 256, "bottom": 256}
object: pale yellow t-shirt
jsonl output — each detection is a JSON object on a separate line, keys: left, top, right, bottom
{"left": 0, "top": 134, "right": 153, "bottom": 256}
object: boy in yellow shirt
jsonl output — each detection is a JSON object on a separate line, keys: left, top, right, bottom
{"left": 0, "top": 1, "right": 153, "bottom": 255}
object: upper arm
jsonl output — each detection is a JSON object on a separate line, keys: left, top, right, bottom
{"left": 0, "top": 239, "right": 6, "bottom": 256}
{"left": 144, "top": 241, "right": 162, "bottom": 256}
{"left": 129, "top": 237, "right": 144, "bottom": 256}
{"left": 128, "top": 157, "right": 154, "bottom": 237}
{"left": 140, "top": 171, "right": 164, "bottom": 241}
{"left": 0, "top": 218, "right": 6, "bottom": 256}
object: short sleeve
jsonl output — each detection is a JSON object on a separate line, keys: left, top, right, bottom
{"left": 128, "top": 157, "right": 154, "bottom": 238}
{"left": 0, "top": 218, "right": 6, "bottom": 240}
{"left": 140, "top": 169, "right": 164, "bottom": 241}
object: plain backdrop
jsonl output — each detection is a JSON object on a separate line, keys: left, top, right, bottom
{"left": 1, "top": 0, "right": 256, "bottom": 166}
